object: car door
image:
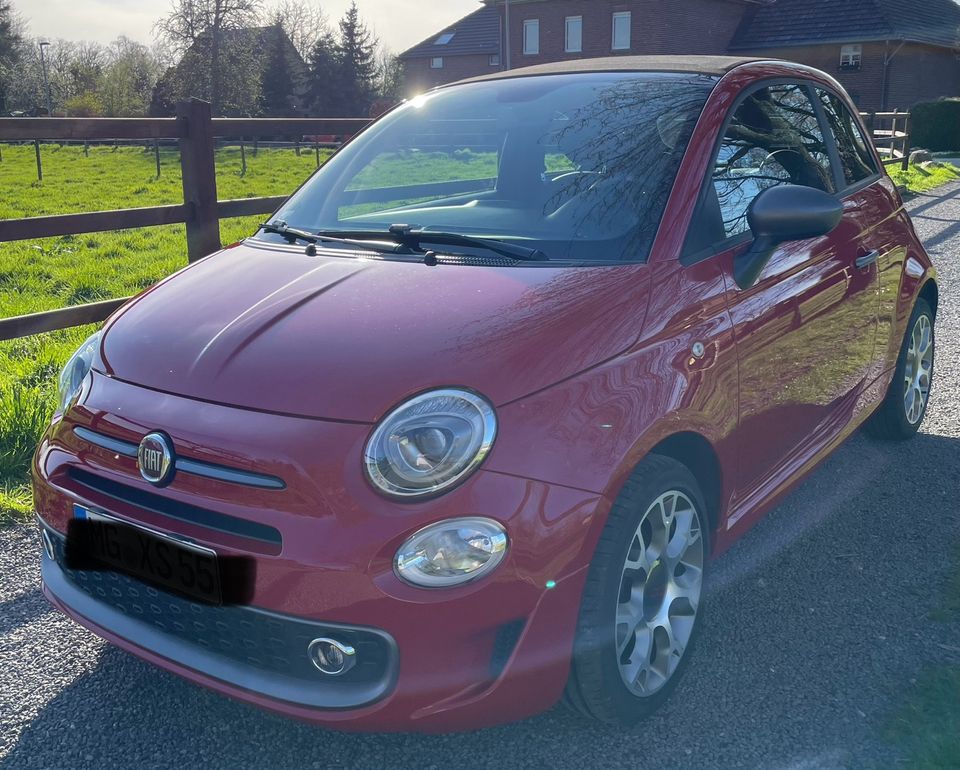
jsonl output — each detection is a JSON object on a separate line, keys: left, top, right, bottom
{"left": 684, "top": 82, "right": 879, "bottom": 510}
{"left": 814, "top": 87, "right": 896, "bottom": 383}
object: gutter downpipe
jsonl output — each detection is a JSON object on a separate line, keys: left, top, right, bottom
{"left": 881, "top": 39, "right": 906, "bottom": 111}
{"left": 504, "top": 0, "right": 512, "bottom": 70}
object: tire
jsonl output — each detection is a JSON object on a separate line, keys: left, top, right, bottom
{"left": 865, "top": 297, "right": 935, "bottom": 441}
{"left": 564, "top": 454, "right": 709, "bottom": 726}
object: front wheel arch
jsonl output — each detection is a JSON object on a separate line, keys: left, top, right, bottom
{"left": 647, "top": 432, "right": 723, "bottom": 541}
{"left": 919, "top": 278, "right": 938, "bottom": 318}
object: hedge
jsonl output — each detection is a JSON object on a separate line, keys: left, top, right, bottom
{"left": 910, "top": 99, "right": 960, "bottom": 153}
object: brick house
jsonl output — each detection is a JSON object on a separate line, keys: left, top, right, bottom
{"left": 399, "top": 0, "right": 960, "bottom": 110}
{"left": 399, "top": 5, "right": 502, "bottom": 95}
{"left": 728, "top": 0, "right": 960, "bottom": 109}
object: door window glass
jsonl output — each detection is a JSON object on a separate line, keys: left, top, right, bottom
{"left": 712, "top": 84, "right": 835, "bottom": 238}
{"left": 817, "top": 89, "right": 879, "bottom": 187}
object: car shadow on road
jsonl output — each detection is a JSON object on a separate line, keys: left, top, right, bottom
{"left": 3, "top": 431, "right": 959, "bottom": 770}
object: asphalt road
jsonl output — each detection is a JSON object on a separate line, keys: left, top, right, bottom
{"left": 2, "top": 184, "right": 959, "bottom": 770}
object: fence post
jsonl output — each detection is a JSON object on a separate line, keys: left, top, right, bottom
{"left": 901, "top": 112, "right": 911, "bottom": 171}
{"left": 240, "top": 140, "right": 247, "bottom": 176}
{"left": 154, "top": 139, "right": 161, "bottom": 178}
{"left": 177, "top": 99, "right": 221, "bottom": 262}
{"left": 315, "top": 141, "right": 320, "bottom": 168}
{"left": 34, "top": 140, "right": 42, "bottom": 182}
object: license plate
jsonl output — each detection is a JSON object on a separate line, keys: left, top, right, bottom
{"left": 66, "top": 505, "right": 223, "bottom": 605}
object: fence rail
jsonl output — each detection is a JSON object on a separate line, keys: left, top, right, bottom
{"left": 0, "top": 100, "right": 369, "bottom": 342}
{"left": 0, "top": 105, "right": 913, "bottom": 343}
{"left": 860, "top": 110, "right": 911, "bottom": 170}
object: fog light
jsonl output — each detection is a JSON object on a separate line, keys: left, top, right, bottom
{"left": 40, "top": 528, "right": 56, "bottom": 560}
{"left": 307, "top": 637, "right": 356, "bottom": 676}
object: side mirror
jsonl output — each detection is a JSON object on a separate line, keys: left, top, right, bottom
{"left": 734, "top": 184, "right": 842, "bottom": 289}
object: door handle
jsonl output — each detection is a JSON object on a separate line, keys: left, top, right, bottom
{"left": 855, "top": 249, "right": 879, "bottom": 269}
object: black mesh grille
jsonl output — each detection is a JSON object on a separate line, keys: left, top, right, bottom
{"left": 50, "top": 536, "right": 392, "bottom": 687}
{"left": 67, "top": 468, "right": 282, "bottom": 550}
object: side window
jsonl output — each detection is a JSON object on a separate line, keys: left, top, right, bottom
{"left": 712, "top": 84, "right": 835, "bottom": 238}
{"left": 816, "top": 89, "right": 879, "bottom": 187}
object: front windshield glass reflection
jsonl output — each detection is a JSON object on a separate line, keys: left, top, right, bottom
{"left": 265, "top": 72, "right": 717, "bottom": 262}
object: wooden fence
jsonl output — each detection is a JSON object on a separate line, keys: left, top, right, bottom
{"left": 0, "top": 103, "right": 913, "bottom": 343}
{"left": 0, "top": 99, "right": 369, "bottom": 342}
{"left": 860, "top": 110, "right": 911, "bottom": 171}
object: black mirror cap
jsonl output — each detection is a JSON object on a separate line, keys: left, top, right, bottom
{"left": 746, "top": 184, "right": 842, "bottom": 242}
{"left": 734, "top": 185, "right": 843, "bottom": 290}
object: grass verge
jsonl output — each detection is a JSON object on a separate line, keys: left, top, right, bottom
{"left": 889, "top": 161, "right": 960, "bottom": 194}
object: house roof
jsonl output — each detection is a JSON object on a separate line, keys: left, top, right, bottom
{"left": 730, "top": 0, "right": 960, "bottom": 49}
{"left": 452, "top": 55, "right": 764, "bottom": 85}
{"left": 399, "top": 5, "right": 500, "bottom": 59}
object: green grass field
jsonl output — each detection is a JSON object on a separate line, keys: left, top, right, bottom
{"left": 0, "top": 143, "right": 329, "bottom": 521}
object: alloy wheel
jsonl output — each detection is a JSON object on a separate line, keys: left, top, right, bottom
{"left": 903, "top": 314, "right": 933, "bottom": 425}
{"left": 616, "top": 490, "right": 704, "bottom": 697}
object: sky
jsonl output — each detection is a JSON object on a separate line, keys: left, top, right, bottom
{"left": 14, "top": 0, "right": 481, "bottom": 54}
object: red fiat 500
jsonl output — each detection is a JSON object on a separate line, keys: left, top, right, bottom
{"left": 34, "top": 56, "right": 937, "bottom": 732}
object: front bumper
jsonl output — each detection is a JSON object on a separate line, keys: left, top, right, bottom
{"left": 33, "top": 372, "right": 606, "bottom": 732}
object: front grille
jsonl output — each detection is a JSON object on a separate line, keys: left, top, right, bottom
{"left": 49, "top": 535, "right": 394, "bottom": 691}
{"left": 67, "top": 468, "right": 282, "bottom": 551}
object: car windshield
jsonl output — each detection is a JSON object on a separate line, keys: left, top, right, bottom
{"left": 260, "top": 72, "right": 717, "bottom": 263}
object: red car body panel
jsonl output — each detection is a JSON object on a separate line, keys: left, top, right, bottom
{"left": 33, "top": 58, "right": 937, "bottom": 732}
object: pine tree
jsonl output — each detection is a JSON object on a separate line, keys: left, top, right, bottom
{"left": 0, "top": 1, "right": 22, "bottom": 113}
{"left": 334, "top": 2, "right": 377, "bottom": 116}
{"left": 306, "top": 29, "right": 339, "bottom": 116}
{"left": 260, "top": 23, "right": 295, "bottom": 115}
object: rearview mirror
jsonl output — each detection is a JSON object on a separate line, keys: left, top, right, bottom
{"left": 734, "top": 185, "right": 842, "bottom": 289}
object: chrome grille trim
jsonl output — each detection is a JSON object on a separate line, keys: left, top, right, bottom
{"left": 74, "top": 426, "right": 286, "bottom": 490}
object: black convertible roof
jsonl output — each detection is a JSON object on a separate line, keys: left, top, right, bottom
{"left": 454, "top": 55, "right": 765, "bottom": 86}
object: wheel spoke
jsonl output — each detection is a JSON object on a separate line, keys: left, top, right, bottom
{"left": 622, "top": 534, "right": 656, "bottom": 574}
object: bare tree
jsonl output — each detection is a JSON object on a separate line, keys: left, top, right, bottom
{"left": 99, "top": 37, "right": 162, "bottom": 116}
{"left": 155, "top": 0, "right": 261, "bottom": 114}
{"left": 375, "top": 47, "right": 403, "bottom": 100}
{"left": 266, "top": 0, "right": 328, "bottom": 60}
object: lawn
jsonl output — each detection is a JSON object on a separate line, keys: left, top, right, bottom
{"left": 0, "top": 150, "right": 958, "bottom": 522}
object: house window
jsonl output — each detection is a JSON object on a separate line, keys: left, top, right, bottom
{"left": 840, "top": 44, "right": 862, "bottom": 70}
{"left": 489, "top": 53, "right": 501, "bottom": 66}
{"left": 565, "top": 16, "right": 583, "bottom": 53}
{"left": 430, "top": 57, "right": 444, "bottom": 69}
{"left": 523, "top": 19, "right": 540, "bottom": 55}
{"left": 434, "top": 32, "right": 454, "bottom": 45}
{"left": 612, "top": 12, "right": 632, "bottom": 51}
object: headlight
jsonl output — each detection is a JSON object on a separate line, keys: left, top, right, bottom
{"left": 364, "top": 389, "right": 496, "bottom": 498}
{"left": 395, "top": 517, "right": 508, "bottom": 587}
{"left": 57, "top": 330, "right": 102, "bottom": 414}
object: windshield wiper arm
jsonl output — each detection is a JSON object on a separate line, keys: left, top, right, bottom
{"left": 316, "top": 225, "right": 550, "bottom": 262}
{"left": 259, "top": 222, "right": 403, "bottom": 254}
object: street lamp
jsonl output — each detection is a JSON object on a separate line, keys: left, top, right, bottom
{"left": 38, "top": 40, "right": 53, "bottom": 117}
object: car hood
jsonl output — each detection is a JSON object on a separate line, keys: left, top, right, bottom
{"left": 98, "top": 241, "right": 650, "bottom": 422}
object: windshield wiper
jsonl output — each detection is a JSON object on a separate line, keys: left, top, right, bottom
{"left": 258, "top": 222, "right": 403, "bottom": 254}
{"left": 315, "top": 225, "right": 550, "bottom": 262}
